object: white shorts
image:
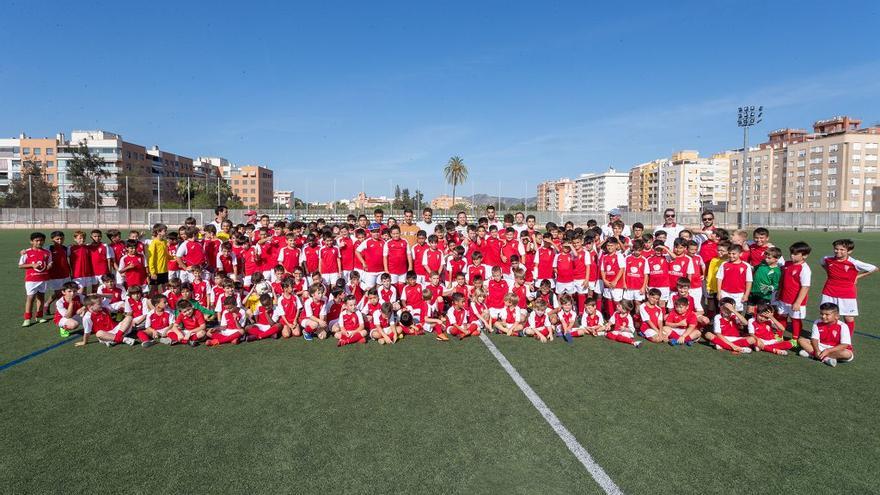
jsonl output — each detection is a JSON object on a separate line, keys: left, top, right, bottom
{"left": 57, "top": 316, "right": 82, "bottom": 328}
{"left": 371, "top": 326, "right": 395, "bottom": 338}
{"left": 169, "top": 270, "right": 181, "bottom": 281}
{"left": 263, "top": 270, "right": 276, "bottom": 282}
{"left": 322, "top": 273, "right": 341, "bottom": 286}
{"left": 818, "top": 342, "right": 855, "bottom": 360}
{"left": 342, "top": 270, "right": 352, "bottom": 282}
{"left": 388, "top": 273, "right": 406, "bottom": 284}
{"left": 115, "top": 271, "right": 125, "bottom": 285}
{"left": 820, "top": 295, "right": 858, "bottom": 316}
{"left": 361, "top": 272, "right": 380, "bottom": 289}
{"left": 589, "top": 281, "right": 599, "bottom": 292}
{"left": 556, "top": 282, "right": 576, "bottom": 295}
{"left": 108, "top": 301, "right": 125, "bottom": 312}
{"left": 719, "top": 291, "right": 745, "bottom": 311}
{"left": 47, "top": 278, "right": 71, "bottom": 291}
{"left": 623, "top": 289, "right": 644, "bottom": 302}
{"left": 182, "top": 329, "right": 204, "bottom": 339}
{"left": 688, "top": 287, "right": 703, "bottom": 303}
{"left": 488, "top": 308, "right": 505, "bottom": 319}
{"left": 602, "top": 288, "right": 624, "bottom": 302}
{"left": 25, "top": 281, "right": 48, "bottom": 296}
{"left": 640, "top": 327, "right": 658, "bottom": 339}
{"left": 535, "top": 278, "right": 555, "bottom": 289}
{"left": 776, "top": 301, "right": 807, "bottom": 320}
{"left": 74, "top": 277, "right": 93, "bottom": 290}
{"left": 252, "top": 323, "right": 272, "bottom": 332}
{"left": 572, "top": 280, "right": 590, "bottom": 295}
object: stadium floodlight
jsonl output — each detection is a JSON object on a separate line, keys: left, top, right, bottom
{"left": 737, "top": 105, "right": 763, "bottom": 229}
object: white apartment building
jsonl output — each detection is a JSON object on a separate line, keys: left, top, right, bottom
{"left": 274, "top": 190, "right": 292, "bottom": 208}
{"left": 572, "top": 167, "right": 629, "bottom": 212}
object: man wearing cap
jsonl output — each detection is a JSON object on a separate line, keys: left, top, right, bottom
{"left": 601, "top": 208, "right": 631, "bottom": 239}
{"left": 655, "top": 208, "right": 685, "bottom": 249}
{"left": 244, "top": 209, "right": 258, "bottom": 225}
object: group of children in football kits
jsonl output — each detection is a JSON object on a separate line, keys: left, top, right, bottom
{"left": 17, "top": 207, "right": 876, "bottom": 368}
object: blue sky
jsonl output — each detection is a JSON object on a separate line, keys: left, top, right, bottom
{"left": 2, "top": 0, "right": 879, "bottom": 201}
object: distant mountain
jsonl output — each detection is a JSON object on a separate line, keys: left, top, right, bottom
{"left": 466, "top": 193, "right": 537, "bottom": 207}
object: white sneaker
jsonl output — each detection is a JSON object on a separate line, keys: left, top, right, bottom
{"left": 633, "top": 341, "right": 642, "bottom": 348}
{"left": 122, "top": 337, "right": 136, "bottom": 346}
{"left": 102, "top": 340, "right": 114, "bottom": 347}
{"left": 597, "top": 331, "right": 606, "bottom": 337}
{"left": 776, "top": 350, "right": 788, "bottom": 356}
{"left": 740, "top": 347, "right": 752, "bottom": 354}
{"left": 159, "top": 337, "right": 173, "bottom": 345}
{"left": 798, "top": 350, "right": 810, "bottom": 358}
{"left": 715, "top": 345, "right": 722, "bottom": 351}
{"left": 823, "top": 357, "right": 837, "bottom": 368}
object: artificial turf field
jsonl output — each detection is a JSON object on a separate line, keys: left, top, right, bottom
{"left": 1, "top": 229, "right": 879, "bottom": 494}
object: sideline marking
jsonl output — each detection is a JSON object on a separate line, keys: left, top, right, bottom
{"left": 479, "top": 333, "right": 624, "bottom": 495}
{"left": 0, "top": 336, "right": 79, "bottom": 373}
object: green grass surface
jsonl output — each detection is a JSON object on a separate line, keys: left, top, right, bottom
{"left": 1, "top": 229, "right": 879, "bottom": 494}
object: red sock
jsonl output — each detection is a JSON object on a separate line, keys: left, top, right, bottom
{"left": 337, "top": 335, "right": 350, "bottom": 347}
{"left": 576, "top": 294, "right": 587, "bottom": 313}
{"left": 764, "top": 340, "right": 792, "bottom": 352}
{"left": 23, "top": 312, "right": 31, "bottom": 320}
{"left": 604, "top": 299, "right": 615, "bottom": 317}
{"left": 169, "top": 333, "right": 180, "bottom": 342}
{"left": 113, "top": 332, "right": 124, "bottom": 343}
{"left": 35, "top": 309, "right": 43, "bottom": 318}
{"left": 791, "top": 319, "right": 803, "bottom": 339}
{"left": 448, "top": 327, "right": 462, "bottom": 337}
{"left": 714, "top": 338, "right": 736, "bottom": 351}
{"left": 136, "top": 330, "right": 151, "bottom": 343}
{"left": 433, "top": 325, "right": 444, "bottom": 336}
{"left": 606, "top": 331, "right": 634, "bottom": 345}
{"left": 846, "top": 320, "right": 855, "bottom": 336}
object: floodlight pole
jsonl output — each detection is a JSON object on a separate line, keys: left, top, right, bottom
{"left": 737, "top": 106, "right": 762, "bottom": 229}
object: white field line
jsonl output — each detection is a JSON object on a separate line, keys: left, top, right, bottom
{"left": 479, "top": 333, "right": 624, "bottom": 495}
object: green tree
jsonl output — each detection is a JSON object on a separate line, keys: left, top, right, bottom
{"left": 3, "top": 159, "right": 56, "bottom": 208}
{"left": 443, "top": 156, "right": 468, "bottom": 210}
{"left": 66, "top": 143, "right": 109, "bottom": 208}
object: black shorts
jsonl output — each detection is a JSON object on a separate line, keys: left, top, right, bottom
{"left": 151, "top": 273, "right": 169, "bottom": 285}
{"left": 747, "top": 294, "right": 771, "bottom": 306}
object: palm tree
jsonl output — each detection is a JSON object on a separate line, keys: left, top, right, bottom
{"left": 444, "top": 156, "right": 468, "bottom": 211}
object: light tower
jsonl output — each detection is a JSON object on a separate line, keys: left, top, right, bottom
{"left": 737, "top": 105, "right": 763, "bottom": 229}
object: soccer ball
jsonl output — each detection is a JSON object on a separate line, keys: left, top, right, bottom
{"left": 33, "top": 260, "right": 47, "bottom": 272}
{"left": 254, "top": 281, "right": 272, "bottom": 295}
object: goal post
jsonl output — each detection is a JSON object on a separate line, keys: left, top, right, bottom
{"left": 147, "top": 211, "right": 203, "bottom": 228}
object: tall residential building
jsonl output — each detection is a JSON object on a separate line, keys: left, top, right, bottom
{"left": 729, "top": 116, "right": 880, "bottom": 213}
{"left": 229, "top": 165, "right": 274, "bottom": 207}
{"left": 572, "top": 167, "right": 629, "bottom": 212}
{"left": 628, "top": 159, "right": 665, "bottom": 212}
{"left": 274, "top": 190, "right": 292, "bottom": 208}
{"left": 536, "top": 178, "right": 575, "bottom": 212}
{"left": 658, "top": 151, "right": 730, "bottom": 213}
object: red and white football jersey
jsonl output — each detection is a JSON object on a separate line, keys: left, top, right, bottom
{"left": 820, "top": 256, "right": 876, "bottom": 299}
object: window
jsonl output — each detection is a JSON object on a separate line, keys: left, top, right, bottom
{"left": 46, "top": 161, "right": 53, "bottom": 167}
{"left": 852, "top": 178, "right": 860, "bottom": 185}
{"left": 866, "top": 143, "right": 879, "bottom": 150}
{"left": 853, "top": 143, "right": 862, "bottom": 150}
{"left": 46, "top": 148, "right": 53, "bottom": 155}
{"left": 828, "top": 168, "right": 837, "bottom": 175}
{"left": 851, "top": 201, "right": 860, "bottom": 207}
{"left": 866, "top": 155, "right": 878, "bottom": 161}
{"left": 829, "top": 156, "right": 838, "bottom": 164}
{"left": 22, "top": 147, "right": 30, "bottom": 154}
{"left": 46, "top": 174, "right": 54, "bottom": 181}
{"left": 798, "top": 150, "right": 806, "bottom": 157}
{"left": 829, "top": 144, "right": 839, "bottom": 152}
{"left": 810, "top": 146, "right": 824, "bottom": 153}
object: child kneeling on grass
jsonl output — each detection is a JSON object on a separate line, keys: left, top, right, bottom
{"left": 664, "top": 297, "right": 701, "bottom": 346}
{"left": 370, "top": 302, "right": 398, "bottom": 344}
{"left": 55, "top": 281, "right": 84, "bottom": 338}
{"left": 333, "top": 295, "right": 367, "bottom": 347}
{"left": 76, "top": 295, "right": 134, "bottom": 347}
{"left": 139, "top": 295, "right": 174, "bottom": 347}
{"left": 523, "top": 298, "right": 554, "bottom": 343}
{"left": 797, "top": 302, "right": 854, "bottom": 367}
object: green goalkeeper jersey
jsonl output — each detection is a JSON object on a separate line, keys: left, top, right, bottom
{"left": 750, "top": 263, "right": 780, "bottom": 298}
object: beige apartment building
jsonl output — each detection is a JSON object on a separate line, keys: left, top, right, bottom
{"left": 230, "top": 165, "right": 274, "bottom": 207}
{"left": 628, "top": 159, "right": 663, "bottom": 212}
{"left": 536, "top": 178, "right": 575, "bottom": 212}
{"left": 729, "top": 116, "right": 880, "bottom": 213}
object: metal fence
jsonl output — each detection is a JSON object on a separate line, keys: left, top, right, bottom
{"left": 2, "top": 207, "right": 879, "bottom": 232}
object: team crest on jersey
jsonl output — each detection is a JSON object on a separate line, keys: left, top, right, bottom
{"left": 653, "top": 264, "right": 661, "bottom": 270}
{"left": 739, "top": 267, "right": 745, "bottom": 274}
{"left": 672, "top": 264, "right": 681, "bottom": 271}
{"left": 630, "top": 267, "right": 638, "bottom": 273}
{"left": 843, "top": 265, "right": 850, "bottom": 272}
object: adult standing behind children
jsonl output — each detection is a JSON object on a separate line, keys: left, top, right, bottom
{"left": 399, "top": 208, "right": 420, "bottom": 245}
{"left": 655, "top": 208, "right": 685, "bottom": 249}
{"left": 602, "top": 209, "right": 631, "bottom": 239}
{"left": 416, "top": 207, "right": 435, "bottom": 234}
